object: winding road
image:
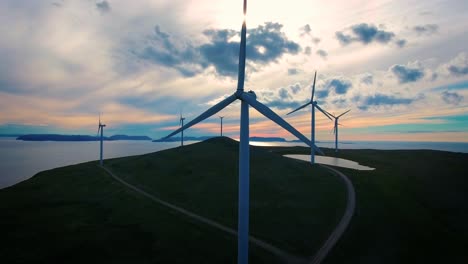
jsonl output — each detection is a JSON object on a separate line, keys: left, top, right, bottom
{"left": 100, "top": 162, "right": 355, "bottom": 264}
{"left": 310, "top": 165, "right": 356, "bottom": 264}
{"left": 100, "top": 165, "right": 305, "bottom": 264}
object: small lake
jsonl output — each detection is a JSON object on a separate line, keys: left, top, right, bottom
{"left": 284, "top": 154, "right": 375, "bottom": 171}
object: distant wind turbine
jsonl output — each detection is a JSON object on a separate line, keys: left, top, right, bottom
{"left": 326, "top": 109, "right": 350, "bottom": 153}
{"left": 162, "top": 1, "right": 323, "bottom": 263}
{"left": 219, "top": 116, "right": 224, "bottom": 136}
{"left": 287, "top": 71, "right": 332, "bottom": 164}
{"left": 180, "top": 111, "right": 186, "bottom": 146}
{"left": 97, "top": 114, "right": 106, "bottom": 166}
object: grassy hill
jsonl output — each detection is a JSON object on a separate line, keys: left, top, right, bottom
{"left": 269, "top": 146, "right": 468, "bottom": 263}
{"left": 0, "top": 137, "right": 346, "bottom": 263}
{"left": 1, "top": 137, "right": 467, "bottom": 263}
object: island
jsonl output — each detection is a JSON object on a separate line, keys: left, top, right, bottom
{"left": 16, "top": 134, "right": 152, "bottom": 141}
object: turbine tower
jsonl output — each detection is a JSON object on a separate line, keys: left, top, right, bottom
{"left": 162, "top": 1, "right": 323, "bottom": 263}
{"left": 287, "top": 71, "right": 332, "bottom": 164}
{"left": 219, "top": 116, "right": 224, "bottom": 136}
{"left": 97, "top": 114, "right": 106, "bottom": 166}
{"left": 180, "top": 112, "right": 186, "bottom": 146}
{"left": 326, "top": 109, "right": 350, "bottom": 153}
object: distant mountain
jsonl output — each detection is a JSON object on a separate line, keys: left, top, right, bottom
{"left": 249, "top": 136, "right": 286, "bottom": 142}
{"left": 17, "top": 134, "right": 152, "bottom": 141}
{"left": 153, "top": 136, "right": 214, "bottom": 142}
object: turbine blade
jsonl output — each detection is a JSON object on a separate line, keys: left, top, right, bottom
{"left": 315, "top": 104, "right": 333, "bottom": 120}
{"left": 236, "top": 21, "right": 247, "bottom": 92}
{"left": 323, "top": 108, "right": 336, "bottom": 119}
{"left": 241, "top": 93, "right": 323, "bottom": 155}
{"left": 334, "top": 123, "right": 337, "bottom": 134}
{"left": 311, "top": 71, "right": 317, "bottom": 101}
{"left": 163, "top": 93, "right": 237, "bottom": 139}
{"left": 337, "top": 109, "right": 351, "bottom": 118}
{"left": 286, "top": 102, "right": 311, "bottom": 115}
{"left": 243, "top": 0, "right": 247, "bottom": 15}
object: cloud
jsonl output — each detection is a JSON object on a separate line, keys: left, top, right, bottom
{"left": 413, "top": 24, "right": 438, "bottom": 35}
{"left": 139, "top": 26, "right": 202, "bottom": 77}
{"left": 300, "top": 24, "right": 311, "bottom": 36}
{"left": 290, "top": 83, "right": 301, "bottom": 94}
{"left": 361, "top": 74, "right": 373, "bottom": 85}
{"left": 316, "top": 49, "right": 328, "bottom": 58}
{"left": 96, "top": 1, "right": 111, "bottom": 14}
{"left": 278, "top": 87, "right": 291, "bottom": 99}
{"left": 138, "top": 22, "right": 300, "bottom": 78}
{"left": 327, "top": 78, "right": 352, "bottom": 95}
{"left": 288, "top": 68, "right": 299, "bottom": 75}
{"left": 312, "top": 37, "right": 321, "bottom": 44}
{"left": 395, "top": 39, "right": 407, "bottom": 47}
{"left": 357, "top": 93, "right": 415, "bottom": 110}
{"left": 335, "top": 31, "right": 353, "bottom": 45}
{"left": 441, "top": 91, "right": 463, "bottom": 105}
{"left": 445, "top": 52, "right": 468, "bottom": 77}
{"left": 335, "top": 23, "right": 403, "bottom": 46}
{"left": 259, "top": 83, "right": 305, "bottom": 110}
{"left": 304, "top": 46, "right": 312, "bottom": 55}
{"left": 391, "top": 64, "right": 425, "bottom": 83}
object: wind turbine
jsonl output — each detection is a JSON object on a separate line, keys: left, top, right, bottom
{"left": 326, "top": 109, "right": 350, "bottom": 153}
{"left": 97, "top": 114, "right": 106, "bottom": 166}
{"left": 180, "top": 111, "right": 186, "bottom": 146}
{"left": 219, "top": 116, "right": 224, "bottom": 136}
{"left": 286, "top": 71, "right": 332, "bottom": 164}
{"left": 162, "top": 1, "right": 322, "bottom": 263}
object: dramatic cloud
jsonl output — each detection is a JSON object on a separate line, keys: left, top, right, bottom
{"left": 316, "top": 49, "right": 328, "bottom": 58}
{"left": 335, "top": 23, "right": 402, "bottom": 46}
{"left": 96, "top": 1, "right": 111, "bottom": 14}
{"left": 442, "top": 91, "right": 463, "bottom": 105}
{"left": 140, "top": 26, "right": 202, "bottom": 77}
{"left": 391, "top": 64, "right": 425, "bottom": 83}
{"left": 413, "top": 24, "right": 438, "bottom": 35}
{"left": 357, "top": 94, "right": 415, "bottom": 110}
{"left": 445, "top": 52, "right": 468, "bottom": 77}
{"left": 138, "top": 22, "right": 300, "bottom": 78}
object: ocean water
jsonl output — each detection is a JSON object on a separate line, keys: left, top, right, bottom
{"left": 0, "top": 137, "right": 467, "bottom": 189}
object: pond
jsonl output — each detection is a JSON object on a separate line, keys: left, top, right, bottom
{"left": 284, "top": 154, "right": 375, "bottom": 171}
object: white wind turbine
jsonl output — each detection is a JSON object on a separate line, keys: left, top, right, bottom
{"left": 179, "top": 111, "right": 186, "bottom": 146}
{"left": 286, "top": 71, "right": 332, "bottom": 164}
{"left": 325, "top": 109, "right": 350, "bottom": 153}
{"left": 219, "top": 116, "right": 224, "bottom": 136}
{"left": 162, "top": 1, "right": 323, "bottom": 263}
{"left": 97, "top": 114, "right": 106, "bottom": 166}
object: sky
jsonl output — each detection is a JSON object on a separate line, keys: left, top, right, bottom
{"left": 1, "top": 0, "right": 467, "bottom": 142}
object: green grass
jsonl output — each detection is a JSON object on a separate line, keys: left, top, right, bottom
{"left": 268, "top": 146, "right": 468, "bottom": 263}
{"left": 0, "top": 137, "right": 346, "bottom": 263}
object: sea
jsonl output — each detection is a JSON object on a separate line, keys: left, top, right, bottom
{"left": 0, "top": 137, "right": 467, "bottom": 189}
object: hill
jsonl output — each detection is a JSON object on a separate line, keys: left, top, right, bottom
{"left": 0, "top": 137, "right": 345, "bottom": 263}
